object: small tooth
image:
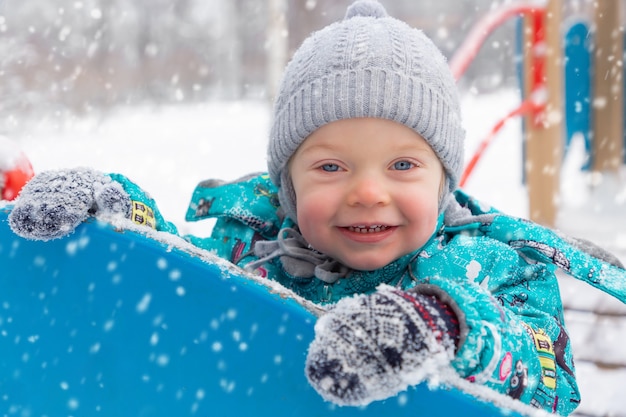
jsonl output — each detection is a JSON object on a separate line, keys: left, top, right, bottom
{"left": 346, "top": 225, "right": 389, "bottom": 233}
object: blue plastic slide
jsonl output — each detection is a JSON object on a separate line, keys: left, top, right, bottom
{"left": 0, "top": 206, "right": 532, "bottom": 417}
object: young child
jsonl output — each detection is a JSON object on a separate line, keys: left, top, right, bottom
{"left": 8, "top": 1, "right": 626, "bottom": 415}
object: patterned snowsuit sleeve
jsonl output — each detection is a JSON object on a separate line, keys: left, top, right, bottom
{"left": 108, "top": 172, "right": 282, "bottom": 268}
{"left": 409, "top": 231, "right": 576, "bottom": 414}
{"left": 423, "top": 190, "right": 626, "bottom": 415}
{"left": 106, "top": 173, "right": 179, "bottom": 234}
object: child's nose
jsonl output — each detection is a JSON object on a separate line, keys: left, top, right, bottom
{"left": 346, "top": 175, "right": 391, "bottom": 207}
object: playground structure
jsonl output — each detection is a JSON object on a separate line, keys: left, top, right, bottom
{"left": 453, "top": 0, "right": 625, "bottom": 227}
{"left": 0, "top": 136, "right": 34, "bottom": 201}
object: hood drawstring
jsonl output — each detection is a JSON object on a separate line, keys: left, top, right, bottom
{"left": 245, "top": 227, "right": 350, "bottom": 284}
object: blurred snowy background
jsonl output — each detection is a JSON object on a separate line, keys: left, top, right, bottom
{"left": 0, "top": 0, "right": 610, "bottom": 123}
{"left": 1, "top": 0, "right": 625, "bottom": 416}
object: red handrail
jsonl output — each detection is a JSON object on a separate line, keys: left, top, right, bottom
{"left": 451, "top": 2, "right": 547, "bottom": 187}
{"left": 459, "top": 98, "right": 544, "bottom": 187}
{"left": 450, "top": 3, "right": 545, "bottom": 80}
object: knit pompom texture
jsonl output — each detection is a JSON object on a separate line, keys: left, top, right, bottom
{"left": 344, "top": 0, "right": 387, "bottom": 19}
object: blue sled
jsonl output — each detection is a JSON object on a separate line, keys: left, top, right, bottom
{"left": 0, "top": 206, "right": 531, "bottom": 417}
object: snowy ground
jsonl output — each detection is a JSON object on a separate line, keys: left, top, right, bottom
{"left": 5, "top": 89, "right": 626, "bottom": 416}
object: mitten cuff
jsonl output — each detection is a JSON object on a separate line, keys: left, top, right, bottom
{"left": 408, "top": 284, "right": 468, "bottom": 351}
{"left": 400, "top": 288, "right": 461, "bottom": 351}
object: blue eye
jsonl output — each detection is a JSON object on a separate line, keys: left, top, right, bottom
{"left": 321, "top": 163, "right": 340, "bottom": 172}
{"left": 392, "top": 161, "right": 414, "bottom": 170}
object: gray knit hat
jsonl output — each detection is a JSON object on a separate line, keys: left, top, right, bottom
{"left": 268, "top": 0, "right": 465, "bottom": 222}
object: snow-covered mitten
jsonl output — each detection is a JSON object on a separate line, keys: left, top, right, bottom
{"left": 305, "top": 285, "right": 460, "bottom": 406}
{"left": 8, "top": 167, "right": 132, "bottom": 240}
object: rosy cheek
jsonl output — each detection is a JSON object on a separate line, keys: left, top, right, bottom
{"left": 296, "top": 197, "right": 318, "bottom": 229}
{"left": 298, "top": 196, "right": 331, "bottom": 241}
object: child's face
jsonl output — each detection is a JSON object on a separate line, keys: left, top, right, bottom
{"left": 289, "top": 118, "right": 444, "bottom": 271}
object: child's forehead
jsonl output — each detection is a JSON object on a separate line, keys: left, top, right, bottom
{"left": 299, "top": 118, "right": 433, "bottom": 150}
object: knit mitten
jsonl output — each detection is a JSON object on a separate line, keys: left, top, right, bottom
{"left": 305, "top": 285, "right": 460, "bottom": 406}
{"left": 9, "top": 168, "right": 132, "bottom": 240}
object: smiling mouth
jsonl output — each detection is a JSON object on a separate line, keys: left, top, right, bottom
{"left": 346, "top": 225, "right": 390, "bottom": 234}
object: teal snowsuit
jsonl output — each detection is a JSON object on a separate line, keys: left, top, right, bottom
{"left": 113, "top": 172, "right": 626, "bottom": 416}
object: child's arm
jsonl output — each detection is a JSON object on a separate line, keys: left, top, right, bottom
{"left": 9, "top": 167, "right": 177, "bottom": 240}
{"left": 409, "top": 273, "right": 564, "bottom": 412}
{"left": 306, "top": 259, "right": 575, "bottom": 414}
{"left": 9, "top": 169, "right": 282, "bottom": 273}
{"left": 408, "top": 234, "right": 579, "bottom": 415}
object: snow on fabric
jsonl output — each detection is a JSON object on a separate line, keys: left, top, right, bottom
{"left": 305, "top": 286, "right": 457, "bottom": 406}
{"left": 8, "top": 168, "right": 132, "bottom": 240}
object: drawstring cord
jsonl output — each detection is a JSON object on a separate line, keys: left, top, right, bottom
{"left": 245, "top": 227, "right": 350, "bottom": 284}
